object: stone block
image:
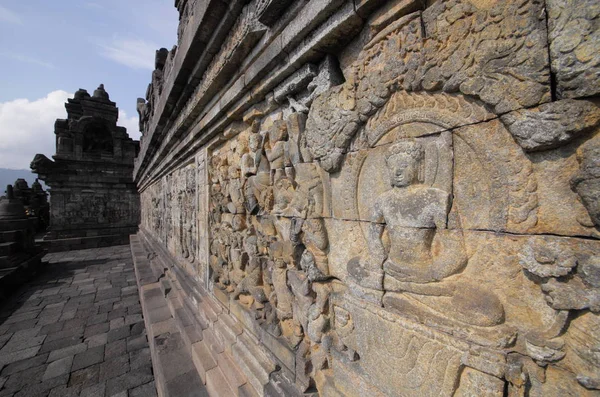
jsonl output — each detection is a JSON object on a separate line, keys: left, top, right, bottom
{"left": 71, "top": 345, "right": 104, "bottom": 371}
{"left": 129, "top": 381, "right": 158, "bottom": 397}
{"left": 219, "top": 351, "right": 247, "bottom": 390}
{"left": 42, "top": 355, "right": 73, "bottom": 381}
{"left": 98, "top": 355, "right": 129, "bottom": 382}
{"left": 47, "top": 342, "right": 87, "bottom": 362}
{"left": 104, "top": 339, "right": 126, "bottom": 360}
{"left": 107, "top": 325, "right": 131, "bottom": 343}
{"left": 129, "top": 346, "right": 152, "bottom": 370}
{"left": 0, "top": 345, "right": 41, "bottom": 367}
{"left": 164, "top": 370, "right": 207, "bottom": 397}
{"left": 0, "top": 353, "right": 48, "bottom": 377}
{"left": 105, "top": 366, "right": 154, "bottom": 397}
{"left": 192, "top": 341, "right": 216, "bottom": 384}
{"left": 79, "top": 382, "right": 106, "bottom": 397}
{"left": 206, "top": 366, "right": 235, "bottom": 397}
{"left": 547, "top": 0, "right": 600, "bottom": 99}
{"left": 68, "top": 364, "right": 100, "bottom": 389}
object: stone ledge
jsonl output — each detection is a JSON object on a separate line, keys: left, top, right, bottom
{"left": 0, "top": 250, "right": 45, "bottom": 303}
{"left": 131, "top": 231, "right": 309, "bottom": 396}
{"left": 130, "top": 235, "right": 206, "bottom": 397}
{"left": 43, "top": 234, "right": 132, "bottom": 253}
{"left": 135, "top": 0, "right": 365, "bottom": 188}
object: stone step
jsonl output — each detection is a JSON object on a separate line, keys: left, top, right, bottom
{"left": 231, "top": 332, "right": 277, "bottom": 395}
{"left": 130, "top": 238, "right": 208, "bottom": 397}
{"left": 206, "top": 366, "right": 236, "bottom": 397}
{"left": 203, "top": 293, "right": 224, "bottom": 317}
{"left": 192, "top": 300, "right": 212, "bottom": 330}
{"left": 192, "top": 340, "right": 217, "bottom": 383}
{"left": 198, "top": 298, "right": 220, "bottom": 323}
{"left": 176, "top": 307, "right": 204, "bottom": 347}
{"left": 213, "top": 313, "right": 243, "bottom": 354}
{"left": 170, "top": 273, "right": 252, "bottom": 396}
{"left": 183, "top": 292, "right": 210, "bottom": 330}
{"left": 0, "top": 242, "right": 19, "bottom": 256}
{"left": 202, "top": 327, "right": 225, "bottom": 359}
{"left": 164, "top": 275, "right": 203, "bottom": 347}
{"left": 217, "top": 351, "right": 248, "bottom": 390}
{"left": 0, "top": 230, "right": 19, "bottom": 243}
{"left": 169, "top": 267, "right": 215, "bottom": 333}
{"left": 238, "top": 382, "right": 260, "bottom": 397}
{"left": 0, "top": 253, "right": 30, "bottom": 270}
{"left": 132, "top": 232, "right": 283, "bottom": 396}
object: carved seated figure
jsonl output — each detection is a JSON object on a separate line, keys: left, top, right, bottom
{"left": 348, "top": 140, "right": 505, "bottom": 328}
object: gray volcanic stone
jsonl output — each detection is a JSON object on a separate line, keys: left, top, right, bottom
{"left": 501, "top": 99, "right": 600, "bottom": 151}
{"left": 547, "top": 0, "right": 600, "bottom": 99}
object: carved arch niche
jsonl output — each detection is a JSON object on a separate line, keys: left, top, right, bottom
{"left": 82, "top": 119, "right": 114, "bottom": 155}
{"left": 327, "top": 90, "right": 539, "bottom": 275}
{"left": 323, "top": 90, "right": 561, "bottom": 397}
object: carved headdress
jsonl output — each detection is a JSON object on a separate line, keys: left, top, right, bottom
{"left": 385, "top": 140, "right": 425, "bottom": 183}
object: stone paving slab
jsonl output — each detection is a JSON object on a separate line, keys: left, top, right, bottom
{"left": 0, "top": 246, "right": 157, "bottom": 397}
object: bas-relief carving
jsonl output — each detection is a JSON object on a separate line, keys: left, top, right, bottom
{"left": 203, "top": 95, "right": 599, "bottom": 395}
{"left": 546, "top": 0, "right": 600, "bottom": 99}
{"left": 312, "top": 2, "right": 596, "bottom": 395}
{"left": 137, "top": 0, "right": 600, "bottom": 395}
{"left": 305, "top": 0, "right": 551, "bottom": 173}
{"left": 141, "top": 161, "right": 202, "bottom": 280}
{"left": 206, "top": 102, "right": 339, "bottom": 389}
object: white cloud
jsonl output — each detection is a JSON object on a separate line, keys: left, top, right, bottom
{"left": 0, "top": 92, "right": 142, "bottom": 169}
{"left": 84, "top": 2, "right": 104, "bottom": 10}
{"left": 99, "top": 38, "right": 157, "bottom": 70}
{"left": 118, "top": 109, "right": 141, "bottom": 141}
{"left": 0, "top": 90, "right": 71, "bottom": 169}
{"left": 0, "top": 52, "right": 55, "bottom": 69}
{"left": 0, "top": 5, "right": 22, "bottom": 25}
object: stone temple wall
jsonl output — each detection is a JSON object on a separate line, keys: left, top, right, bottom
{"left": 34, "top": 85, "right": 140, "bottom": 252}
{"left": 133, "top": 1, "right": 600, "bottom": 395}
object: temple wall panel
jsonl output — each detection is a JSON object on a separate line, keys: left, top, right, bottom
{"left": 134, "top": 0, "right": 600, "bottom": 395}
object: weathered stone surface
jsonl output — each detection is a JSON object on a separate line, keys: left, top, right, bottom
{"left": 0, "top": 184, "right": 45, "bottom": 302}
{"left": 31, "top": 85, "right": 140, "bottom": 252}
{"left": 43, "top": 356, "right": 73, "bottom": 381}
{"left": 133, "top": 0, "right": 600, "bottom": 395}
{"left": 0, "top": 246, "right": 156, "bottom": 397}
{"left": 502, "top": 99, "right": 600, "bottom": 151}
{"left": 571, "top": 134, "right": 600, "bottom": 229}
{"left": 547, "top": 0, "right": 600, "bottom": 99}
{"left": 305, "top": 0, "right": 551, "bottom": 172}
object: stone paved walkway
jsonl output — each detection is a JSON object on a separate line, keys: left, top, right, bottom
{"left": 0, "top": 245, "right": 156, "bottom": 397}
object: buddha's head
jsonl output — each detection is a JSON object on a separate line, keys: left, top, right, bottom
{"left": 385, "top": 140, "right": 424, "bottom": 188}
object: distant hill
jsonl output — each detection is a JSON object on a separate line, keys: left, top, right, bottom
{"left": 0, "top": 168, "right": 46, "bottom": 195}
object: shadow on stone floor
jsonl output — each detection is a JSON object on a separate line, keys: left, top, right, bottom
{"left": 0, "top": 249, "right": 131, "bottom": 323}
{"left": 0, "top": 245, "right": 156, "bottom": 397}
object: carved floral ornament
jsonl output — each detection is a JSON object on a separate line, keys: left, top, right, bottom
{"left": 139, "top": 1, "right": 600, "bottom": 395}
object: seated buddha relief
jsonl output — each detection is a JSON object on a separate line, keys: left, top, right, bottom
{"left": 348, "top": 139, "right": 505, "bottom": 328}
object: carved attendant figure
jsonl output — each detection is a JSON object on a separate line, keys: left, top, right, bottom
{"left": 265, "top": 121, "right": 288, "bottom": 184}
{"left": 244, "top": 132, "right": 271, "bottom": 214}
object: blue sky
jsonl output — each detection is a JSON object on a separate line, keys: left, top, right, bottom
{"left": 0, "top": 0, "right": 178, "bottom": 169}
